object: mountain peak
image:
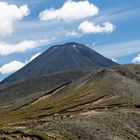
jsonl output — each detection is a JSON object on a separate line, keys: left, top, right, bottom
{"left": 63, "top": 42, "right": 79, "bottom": 45}
{"left": 50, "top": 42, "right": 83, "bottom": 50}
{"left": 2, "top": 42, "right": 118, "bottom": 83}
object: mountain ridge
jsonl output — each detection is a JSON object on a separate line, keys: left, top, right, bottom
{"left": 0, "top": 64, "right": 139, "bottom": 140}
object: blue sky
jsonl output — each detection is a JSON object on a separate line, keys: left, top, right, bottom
{"left": 0, "top": 0, "right": 140, "bottom": 80}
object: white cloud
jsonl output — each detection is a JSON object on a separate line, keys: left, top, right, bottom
{"left": 0, "top": 52, "right": 42, "bottom": 75}
{"left": 132, "top": 54, "right": 140, "bottom": 63}
{"left": 79, "top": 21, "right": 115, "bottom": 34}
{"left": 39, "top": 0, "right": 99, "bottom": 22}
{"left": 0, "top": 38, "right": 54, "bottom": 56}
{"left": 112, "top": 58, "right": 118, "bottom": 62}
{"left": 0, "top": 1, "right": 30, "bottom": 37}
{"left": 26, "top": 52, "right": 41, "bottom": 63}
{"left": 0, "top": 61, "right": 25, "bottom": 74}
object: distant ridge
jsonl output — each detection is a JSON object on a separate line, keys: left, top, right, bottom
{"left": 2, "top": 42, "right": 118, "bottom": 83}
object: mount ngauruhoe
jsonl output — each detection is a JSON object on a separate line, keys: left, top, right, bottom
{"left": 2, "top": 42, "right": 117, "bottom": 83}
{"left": 0, "top": 42, "right": 140, "bottom": 140}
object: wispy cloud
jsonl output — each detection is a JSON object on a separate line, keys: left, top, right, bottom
{"left": 94, "top": 6, "right": 140, "bottom": 23}
{"left": 94, "top": 40, "right": 140, "bottom": 58}
{"left": 0, "top": 37, "right": 54, "bottom": 56}
{"left": 64, "top": 30, "right": 80, "bottom": 37}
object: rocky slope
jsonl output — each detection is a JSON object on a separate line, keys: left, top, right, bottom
{"left": 0, "top": 64, "right": 139, "bottom": 140}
